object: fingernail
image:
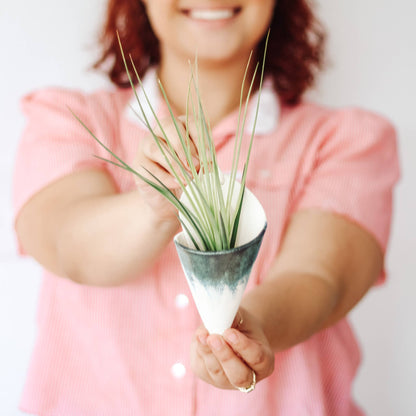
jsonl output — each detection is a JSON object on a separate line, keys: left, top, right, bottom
{"left": 225, "top": 330, "right": 239, "bottom": 345}
{"left": 208, "top": 336, "right": 223, "bottom": 351}
{"left": 198, "top": 334, "right": 208, "bottom": 345}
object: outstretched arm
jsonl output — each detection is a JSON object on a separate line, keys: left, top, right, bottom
{"left": 15, "top": 118, "right": 199, "bottom": 286}
{"left": 191, "top": 209, "right": 383, "bottom": 390}
{"left": 15, "top": 169, "right": 180, "bottom": 286}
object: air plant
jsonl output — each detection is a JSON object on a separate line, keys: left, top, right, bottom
{"left": 71, "top": 32, "right": 269, "bottom": 252}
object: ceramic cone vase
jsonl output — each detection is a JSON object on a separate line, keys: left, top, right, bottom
{"left": 174, "top": 224, "right": 266, "bottom": 334}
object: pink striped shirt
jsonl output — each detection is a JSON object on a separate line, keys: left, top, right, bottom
{"left": 13, "top": 72, "right": 400, "bottom": 415}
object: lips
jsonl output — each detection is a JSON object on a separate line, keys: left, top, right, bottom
{"left": 182, "top": 7, "right": 241, "bottom": 21}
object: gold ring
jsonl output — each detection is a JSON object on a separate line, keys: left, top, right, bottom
{"left": 236, "top": 370, "right": 256, "bottom": 393}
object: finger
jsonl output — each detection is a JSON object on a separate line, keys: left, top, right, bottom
{"left": 176, "top": 116, "right": 200, "bottom": 168}
{"left": 223, "top": 329, "right": 273, "bottom": 377}
{"left": 135, "top": 157, "right": 180, "bottom": 190}
{"left": 190, "top": 329, "right": 214, "bottom": 385}
{"left": 195, "top": 326, "right": 209, "bottom": 347}
{"left": 195, "top": 330, "right": 231, "bottom": 389}
{"left": 154, "top": 119, "right": 199, "bottom": 173}
{"left": 207, "top": 334, "right": 254, "bottom": 390}
{"left": 181, "top": 116, "right": 213, "bottom": 168}
{"left": 141, "top": 137, "right": 190, "bottom": 183}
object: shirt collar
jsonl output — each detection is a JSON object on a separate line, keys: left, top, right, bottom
{"left": 124, "top": 67, "right": 279, "bottom": 136}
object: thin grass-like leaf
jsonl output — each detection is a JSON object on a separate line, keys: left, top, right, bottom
{"left": 226, "top": 50, "right": 254, "bottom": 218}
{"left": 157, "top": 78, "right": 220, "bottom": 236}
{"left": 124, "top": 47, "right": 222, "bottom": 247}
{"left": 229, "top": 164, "right": 247, "bottom": 248}
{"left": 229, "top": 30, "right": 270, "bottom": 241}
{"left": 141, "top": 167, "right": 213, "bottom": 251}
{"left": 71, "top": 31, "right": 269, "bottom": 252}
{"left": 178, "top": 218, "right": 201, "bottom": 251}
{"left": 71, "top": 104, "right": 213, "bottom": 249}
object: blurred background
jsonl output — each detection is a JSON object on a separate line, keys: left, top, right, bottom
{"left": 1, "top": 1, "right": 415, "bottom": 414}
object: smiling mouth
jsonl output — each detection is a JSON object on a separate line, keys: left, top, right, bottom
{"left": 182, "top": 7, "right": 241, "bottom": 21}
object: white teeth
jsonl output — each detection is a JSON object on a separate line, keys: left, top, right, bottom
{"left": 189, "top": 9, "right": 234, "bottom": 21}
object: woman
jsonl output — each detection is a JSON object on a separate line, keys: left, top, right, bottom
{"left": 13, "top": 0, "right": 400, "bottom": 414}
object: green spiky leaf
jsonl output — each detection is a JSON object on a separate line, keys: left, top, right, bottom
{"left": 70, "top": 30, "right": 270, "bottom": 251}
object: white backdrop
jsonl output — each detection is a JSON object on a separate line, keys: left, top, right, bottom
{"left": 1, "top": 1, "right": 415, "bottom": 415}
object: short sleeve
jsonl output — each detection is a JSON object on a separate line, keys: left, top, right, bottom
{"left": 293, "top": 108, "right": 400, "bottom": 256}
{"left": 12, "top": 88, "right": 108, "bottom": 218}
{"left": 12, "top": 88, "right": 112, "bottom": 254}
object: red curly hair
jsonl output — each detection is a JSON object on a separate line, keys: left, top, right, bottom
{"left": 94, "top": 0, "right": 325, "bottom": 104}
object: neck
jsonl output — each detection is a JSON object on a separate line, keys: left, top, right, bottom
{"left": 158, "top": 51, "right": 257, "bottom": 127}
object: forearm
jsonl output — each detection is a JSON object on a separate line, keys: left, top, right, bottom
{"left": 240, "top": 272, "right": 340, "bottom": 352}
{"left": 240, "top": 210, "right": 384, "bottom": 352}
{"left": 54, "top": 191, "right": 179, "bottom": 286}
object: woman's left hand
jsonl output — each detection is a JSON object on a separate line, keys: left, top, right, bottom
{"left": 190, "top": 307, "right": 275, "bottom": 391}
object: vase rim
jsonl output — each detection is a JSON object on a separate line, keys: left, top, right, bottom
{"left": 174, "top": 222, "right": 267, "bottom": 256}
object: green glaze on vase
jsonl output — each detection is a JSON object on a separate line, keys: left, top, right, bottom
{"left": 174, "top": 224, "right": 267, "bottom": 334}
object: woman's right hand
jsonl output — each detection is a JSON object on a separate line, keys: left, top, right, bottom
{"left": 132, "top": 116, "right": 200, "bottom": 222}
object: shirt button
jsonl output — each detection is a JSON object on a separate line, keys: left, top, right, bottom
{"left": 171, "top": 362, "right": 186, "bottom": 379}
{"left": 175, "top": 293, "right": 189, "bottom": 309}
{"left": 259, "top": 169, "right": 271, "bottom": 179}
